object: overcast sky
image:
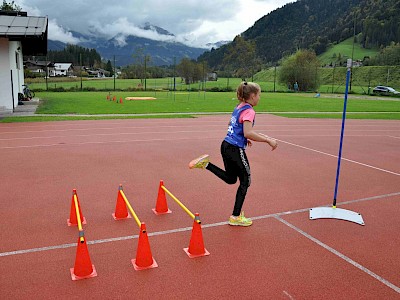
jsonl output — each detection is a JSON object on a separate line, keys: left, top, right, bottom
{"left": 15, "top": 0, "right": 293, "bottom": 48}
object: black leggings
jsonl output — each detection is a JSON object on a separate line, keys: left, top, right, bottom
{"left": 206, "top": 140, "right": 251, "bottom": 216}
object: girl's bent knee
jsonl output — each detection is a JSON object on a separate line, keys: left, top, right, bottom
{"left": 227, "top": 177, "right": 237, "bottom": 185}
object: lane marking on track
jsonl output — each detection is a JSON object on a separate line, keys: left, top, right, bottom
{"left": 1, "top": 121, "right": 398, "bottom": 135}
{"left": 1, "top": 132, "right": 398, "bottom": 177}
{"left": 274, "top": 138, "right": 400, "bottom": 176}
{"left": 388, "top": 135, "right": 400, "bottom": 139}
{"left": 1, "top": 191, "right": 398, "bottom": 258}
{"left": 283, "top": 291, "right": 295, "bottom": 300}
{"left": 0, "top": 136, "right": 219, "bottom": 149}
{"left": 0, "top": 125, "right": 224, "bottom": 135}
{"left": 0, "top": 130, "right": 223, "bottom": 141}
{"left": 274, "top": 215, "right": 400, "bottom": 294}
{"left": 0, "top": 131, "right": 396, "bottom": 142}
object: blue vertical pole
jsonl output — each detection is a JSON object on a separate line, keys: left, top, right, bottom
{"left": 333, "top": 66, "right": 351, "bottom": 207}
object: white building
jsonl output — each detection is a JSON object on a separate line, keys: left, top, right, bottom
{"left": 0, "top": 11, "right": 48, "bottom": 113}
{"left": 50, "top": 63, "right": 73, "bottom": 77}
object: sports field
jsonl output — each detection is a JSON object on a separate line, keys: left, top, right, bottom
{"left": 2, "top": 91, "right": 400, "bottom": 123}
{"left": 0, "top": 114, "right": 399, "bottom": 299}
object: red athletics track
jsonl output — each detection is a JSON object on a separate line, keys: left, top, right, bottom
{"left": 0, "top": 115, "right": 399, "bottom": 299}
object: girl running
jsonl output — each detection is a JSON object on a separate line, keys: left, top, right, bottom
{"left": 189, "top": 81, "right": 278, "bottom": 226}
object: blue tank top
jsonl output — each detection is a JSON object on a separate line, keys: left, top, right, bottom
{"left": 224, "top": 104, "right": 254, "bottom": 149}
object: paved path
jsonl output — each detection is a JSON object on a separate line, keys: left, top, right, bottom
{"left": 0, "top": 99, "right": 39, "bottom": 117}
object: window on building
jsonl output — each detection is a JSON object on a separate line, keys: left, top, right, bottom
{"left": 15, "top": 52, "right": 20, "bottom": 69}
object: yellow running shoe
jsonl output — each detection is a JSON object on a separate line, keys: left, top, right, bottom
{"left": 228, "top": 212, "right": 252, "bottom": 226}
{"left": 189, "top": 154, "right": 209, "bottom": 169}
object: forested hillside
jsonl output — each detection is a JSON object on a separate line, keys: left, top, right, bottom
{"left": 47, "top": 44, "right": 102, "bottom": 67}
{"left": 199, "top": 0, "right": 400, "bottom": 68}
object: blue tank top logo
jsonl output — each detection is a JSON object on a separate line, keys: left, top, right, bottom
{"left": 224, "top": 104, "right": 254, "bottom": 149}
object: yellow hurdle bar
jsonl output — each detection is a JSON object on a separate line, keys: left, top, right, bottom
{"left": 120, "top": 190, "right": 142, "bottom": 228}
{"left": 161, "top": 185, "right": 200, "bottom": 223}
{"left": 73, "top": 194, "right": 85, "bottom": 243}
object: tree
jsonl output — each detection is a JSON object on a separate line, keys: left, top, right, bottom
{"left": 46, "top": 45, "right": 101, "bottom": 67}
{"left": 177, "top": 58, "right": 194, "bottom": 84}
{"left": 369, "top": 42, "right": 400, "bottom": 65}
{"left": 132, "top": 47, "right": 151, "bottom": 85}
{"left": 105, "top": 60, "right": 113, "bottom": 76}
{"left": 175, "top": 58, "right": 206, "bottom": 85}
{"left": 278, "top": 49, "right": 321, "bottom": 92}
{"left": 222, "top": 35, "right": 257, "bottom": 80}
{"left": 1, "top": 0, "right": 21, "bottom": 11}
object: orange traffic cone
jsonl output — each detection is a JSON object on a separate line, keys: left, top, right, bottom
{"left": 67, "top": 189, "right": 86, "bottom": 226}
{"left": 120, "top": 97, "right": 123, "bottom": 104}
{"left": 112, "top": 95, "right": 116, "bottom": 101}
{"left": 184, "top": 213, "right": 210, "bottom": 258}
{"left": 106, "top": 94, "right": 110, "bottom": 100}
{"left": 152, "top": 180, "right": 171, "bottom": 215}
{"left": 70, "top": 237, "right": 97, "bottom": 280}
{"left": 112, "top": 185, "right": 131, "bottom": 220}
{"left": 131, "top": 223, "right": 158, "bottom": 270}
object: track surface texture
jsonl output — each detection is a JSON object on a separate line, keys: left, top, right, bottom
{"left": 1, "top": 114, "right": 399, "bottom": 299}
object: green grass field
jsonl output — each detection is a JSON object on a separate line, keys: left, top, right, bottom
{"left": 318, "top": 37, "right": 379, "bottom": 66}
{"left": 10, "top": 36, "right": 399, "bottom": 123}
{"left": 26, "top": 77, "right": 246, "bottom": 92}
{"left": 2, "top": 91, "right": 399, "bottom": 122}
{"left": 26, "top": 63, "right": 400, "bottom": 96}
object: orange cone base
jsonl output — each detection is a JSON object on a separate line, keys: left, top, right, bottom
{"left": 112, "top": 213, "right": 132, "bottom": 220}
{"left": 67, "top": 217, "right": 87, "bottom": 227}
{"left": 151, "top": 208, "right": 172, "bottom": 215}
{"left": 131, "top": 258, "right": 158, "bottom": 271}
{"left": 183, "top": 247, "right": 210, "bottom": 258}
{"left": 70, "top": 265, "right": 97, "bottom": 281}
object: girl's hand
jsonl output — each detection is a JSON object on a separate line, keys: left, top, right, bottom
{"left": 269, "top": 139, "right": 278, "bottom": 151}
{"left": 259, "top": 133, "right": 278, "bottom": 151}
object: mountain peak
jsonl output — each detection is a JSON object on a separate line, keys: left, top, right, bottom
{"left": 141, "top": 22, "right": 175, "bottom": 37}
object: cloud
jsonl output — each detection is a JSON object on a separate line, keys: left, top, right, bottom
{"left": 14, "top": 0, "right": 81, "bottom": 44}
{"left": 88, "top": 17, "right": 176, "bottom": 44}
{"left": 15, "top": 0, "right": 293, "bottom": 47}
{"left": 47, "top": 19, "right": 81, "bottom": 44}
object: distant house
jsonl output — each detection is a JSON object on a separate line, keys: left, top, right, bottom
{"left": 0, "top": 10, "right": 48, "bottom": 112}
{"left": 207, "top": 72, "right": 218, "bottom": 81}
{"left": 24, "top": 59, "right": 54, "bottom": 75}
{"left": 87, "top": 68, "right": 109, "bottom": 78}
{"left": 50, "top": 63, "right": 73, "bottom": 77}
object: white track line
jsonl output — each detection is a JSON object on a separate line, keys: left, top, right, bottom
{"left": 0, "top": 132, "right": 395, "bottom": 142}
{"left": 1, "top": 121, "right": 399, "bottom": 135}
{"left": 283, "top": 290, "right": 295, "bottom": 300}
{"left": 388, "top": 135, "right": 400, "bottom": 139}
{"left": 0, "top": 130, "right": 222, "bottom": 141}
{"left": 2, "top": 131, "right": 398, "bottom": 177}
{"left": 0, "top": 136, "right": 216, "bottom": 149}
{"left": 0, "top": 125, "right": 221, "bottom": 135}
{"left": 275, "top": 138, "right": 400, "bottom": 176}
{"left": 274, "top": 215, "right": 400, "bottom": 294}
{"left": 1, "top": 191, "right": 398, "bottom": 258}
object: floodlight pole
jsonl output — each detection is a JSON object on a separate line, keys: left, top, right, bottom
{"left": 144, "top": 55, "right": 147, "bottom": 91}
{"left": 113, "top": 55, "right": 116, "bottom": 91}
{"left": 80, "top": 53, "right": 83, "bottom": 91}
{"left": 350, "top": 14, "right": 356, "bottom": 91}
{"left": 173, "top": 57, "right": 176, "bottom": 102}
{"left": 45, "top": 55, "right": 48, "bottom": 91}
{"left": 173, "top": 57, "right": 176, "bottom": 91}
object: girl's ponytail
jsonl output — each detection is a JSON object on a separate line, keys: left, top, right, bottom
{"left": 236, "top": 81, "right": 260, "bottom": 102}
